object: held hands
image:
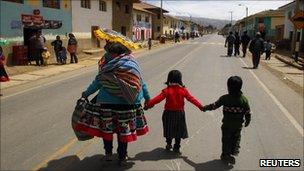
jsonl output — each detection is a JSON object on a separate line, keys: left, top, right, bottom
{"left": 143, "top": 100, "right": 153, "bottom": 110}
{"left": 199, "top": 106, "right": 206, "bottom": 112}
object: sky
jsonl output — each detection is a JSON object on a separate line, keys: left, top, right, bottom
{"left": 143, "top": 0, "right": 293, "bottom": 21}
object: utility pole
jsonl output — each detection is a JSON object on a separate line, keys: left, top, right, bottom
{"left": 229, "top": 11, "right": 233, "bottom": 32}
{"left": 160, "top": 0, "right": 163, "bottom": 36}
{"left": 291, "top": 0, "right": 300, "bottom": 62}
{"left": 245, "top": 7, "right": 248, "bottom": 31}
{"left": 229, "top": 11, "right": 233, "bottom": 25}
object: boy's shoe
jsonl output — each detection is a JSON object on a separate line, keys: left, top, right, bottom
{"left": 220, "top": 154, "right": 235, "bottom": 165}
{"left": 173, "top": 148, "right": 182, "bottom": 155}
{"left": 231, "top": 149, "right": 240, "bottom": 156}
{"left": 165, "top": 144, "right": 172, "bottom": 151}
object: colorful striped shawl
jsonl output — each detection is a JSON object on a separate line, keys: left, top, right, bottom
{"left": 97, "top": 53, "right": 142, "bottom": 104}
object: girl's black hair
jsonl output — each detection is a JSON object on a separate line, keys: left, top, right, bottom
{"left": 227, "top": 76, "right": 243, "bottom": 96}
{"left": 108, "top": 42, "right": 131, "bottom": 55}
{"left": 165, "top": 70, "right": 184, "bottom": 87}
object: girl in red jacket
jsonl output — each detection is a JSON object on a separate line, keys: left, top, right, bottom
{"left": 144, "top": 70, "right": 203, "bottom": 154}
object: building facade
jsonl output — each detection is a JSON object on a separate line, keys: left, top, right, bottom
{"left": 279, "top": 1, "right": 304, "bottom": 52}
{"left": 132, "top": 3, "right": 154, "bottom": 42}
{"left": 71, "top": 0, "right": 112, "bottom": 49}
{"left": 0, "top": 0, "right": 72, "bottom": 64}
{"left": 238, "top": 10, "right": 285, "bottom": 41}
{"left": 135, "top": 2, "right": 168, "bottom": 40}
{"left": 112, "top": 0, "right": 139, "bottom": 39}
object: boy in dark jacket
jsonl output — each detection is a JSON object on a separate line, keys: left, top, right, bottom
{"left": 202, "top": 76, "right": 251, "bottom": 165}
{"left": 51, "top": 35, "right": 63, "bottom": 64}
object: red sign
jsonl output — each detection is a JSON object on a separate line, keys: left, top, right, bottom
{"left": 291, "top": 11, "right": 304, "bottom": 29}
{"left": 21, "top": 14, "right": 43, "bottom": 27}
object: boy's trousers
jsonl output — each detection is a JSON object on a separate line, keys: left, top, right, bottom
{"left": 221, "top": 126, "right": 242, "bottom": 156}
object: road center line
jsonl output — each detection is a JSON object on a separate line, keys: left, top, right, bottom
{"left": 239, "top": 58, "right": 303, "bottom": 137}
{"left": 32, "top": 138, "right": 77, "bottom": 171}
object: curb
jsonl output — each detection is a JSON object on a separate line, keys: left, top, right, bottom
{"left": 274, "top": 54, "right": 304, "bottom": 70}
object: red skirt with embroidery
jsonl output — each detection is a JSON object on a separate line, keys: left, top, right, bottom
{"left": 75, "top": 102, "right": 149, "bottom": 143}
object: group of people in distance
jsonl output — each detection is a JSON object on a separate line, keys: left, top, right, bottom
{"left": 225, "top": 31, "right": 272, "bottom": 69}
{"left": 78, "top": 41, "right": 252, "bottom": 166}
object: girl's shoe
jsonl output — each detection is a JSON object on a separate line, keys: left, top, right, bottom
{"left": 118, "top": 155, "right": 128, "bottom": 166}
{"left": 103, "top": 153, "right": 113, "bottom": 161}
{"left": 173, "top": 148, "right": 182, "bottom": 155}
{"left": 165, "top": 144, "right": 172, "bottom": 151}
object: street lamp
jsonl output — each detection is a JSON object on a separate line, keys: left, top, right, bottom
{"left": 238, "top": 4, "right": 248, "bottom": 31}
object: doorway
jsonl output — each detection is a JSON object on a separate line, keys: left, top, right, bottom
{"left": 141, "top": 30, "right": 145, "bottom": 41}
{"left": 91, "top": 26, "right": 101, "bottom": 48}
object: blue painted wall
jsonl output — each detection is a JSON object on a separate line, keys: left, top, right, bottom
{"left": 0, "top": 0, "right": 71, "bottom": 39}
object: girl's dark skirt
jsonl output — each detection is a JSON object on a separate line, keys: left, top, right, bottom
{"left": 162, "top": 110, "right": 188, "bottom": 139}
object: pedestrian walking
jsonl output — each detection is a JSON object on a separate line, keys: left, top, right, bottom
{"left": 234, "top": 31, "right": 241, "bottom": 56}
{"left": 202, "top": 76, "right": 251, "bottom": 165}
{"left": 148, "top": 38, "right": 152, "bottom": 50}
{"left": 174, "top": 32, "right": 180, "bottom": 43}
{"left": 249, "top": 32, "right": 264, "bottom": 69}
{"left": 41, "top": 47, "right": 51, "bottom": 66}
{"left": 241, "top": 31, "right": 251, "bottom": 57}
{"left": 67, "top": 33, "right": 78, "bottom": 63}
{"left": 264, "top": 40, "right": 272, "bottom": 60}
{"left": 0, "top": 46, "right": 9, "bottom": 82}
{"left": 144, "top": 70, "right": 204, "bottom": 155}
{"left": 51, "top": 35, "right": 63, "bottom": 64}
{"left": 225, "top": 32, "right": 235, "bottom": 57}
{"left": 78, "top": 42, "right": 150, "bottom": 166}
{"left": 32, "top": 30, "right": 46, "bottom": 66}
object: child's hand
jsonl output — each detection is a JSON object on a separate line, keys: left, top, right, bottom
{"left": 200, "top": 106, "right": 206, "bottom": 112}
{"left": 244, "top": 121, "right": 250, "bottom": 127}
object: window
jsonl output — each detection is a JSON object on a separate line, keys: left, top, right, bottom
{"left": 137, "top": 14, "right": 141, "bottom": 22}
{"left": 116, "top": 1, "right": 121, "bottom": 10}
{"left": 121, "top": 26, "right": 127, "bottom": 36}
{"left": 157, "top": 26, "right": 160, "bottom": 32}
{"left": 157, "top": 14, "right": 161, "bottom": 19}
{"left": 125, "top": 5, "right": 130, "bottom": 14}
{"left": 145, "top": 16, "right": 149, "bottom": 22}
{"left": 99, "top": 0, "right": 106, "bottom": 11}
{"left": 81, "top": 0, "right": 91, "bottom": 9}
{"left": 2, "top": 0, "right": 23, "bottom": 3}
{"left": 43, "top": 0, "right": 60, "bottom": 9}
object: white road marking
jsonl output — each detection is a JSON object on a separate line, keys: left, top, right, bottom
{"left": 239, "top": 58, "right": 304, "bottom": 137}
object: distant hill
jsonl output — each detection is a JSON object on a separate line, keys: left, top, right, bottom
{"left": 175, "top": 16, "right": 233, "bottom": 29}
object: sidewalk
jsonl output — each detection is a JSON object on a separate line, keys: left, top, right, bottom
{"left": 261, "top": 53, "right": 303, "bottom": 94}
{"left": 0, "top": 40, "right": 176, "bottom": 90}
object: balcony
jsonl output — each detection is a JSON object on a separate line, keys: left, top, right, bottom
{"left": 134, "top": 21, "right": 151, "bottom": 28}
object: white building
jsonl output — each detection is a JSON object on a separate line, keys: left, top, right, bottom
{"left": 132, "top": 3, "right": 154, "bottom": 42}
{"left": 71, "top": 0, "right": 112, "bottom": 49}
{"left": 279, "top": 1, "right": 304, "bottom": 40}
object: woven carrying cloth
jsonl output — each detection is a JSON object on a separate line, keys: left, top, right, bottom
{"left": 75, "top": 100, "right": 149, "bottom": 142}
{"left": 97, "top": 53, "right": 142, "bottom": 104}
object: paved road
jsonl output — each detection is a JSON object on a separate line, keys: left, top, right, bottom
{"left": 1, "top": 34, "right": 303, "bottom": 170}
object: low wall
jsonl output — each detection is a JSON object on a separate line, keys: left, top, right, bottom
{"left": 2, "top": 38, "right": 106, "bottom": 65}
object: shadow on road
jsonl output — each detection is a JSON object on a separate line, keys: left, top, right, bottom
{"left": 39, "top": 154, "right": 134, "bottom": 171}
{"left": 129, "top": 147, "right": 184, "bottom": 161}
{"left": 220, "top": 55, "right": 230, "bottom": 57}
{"left": 182, "top": 156, "right": 233, "bottom": 171}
